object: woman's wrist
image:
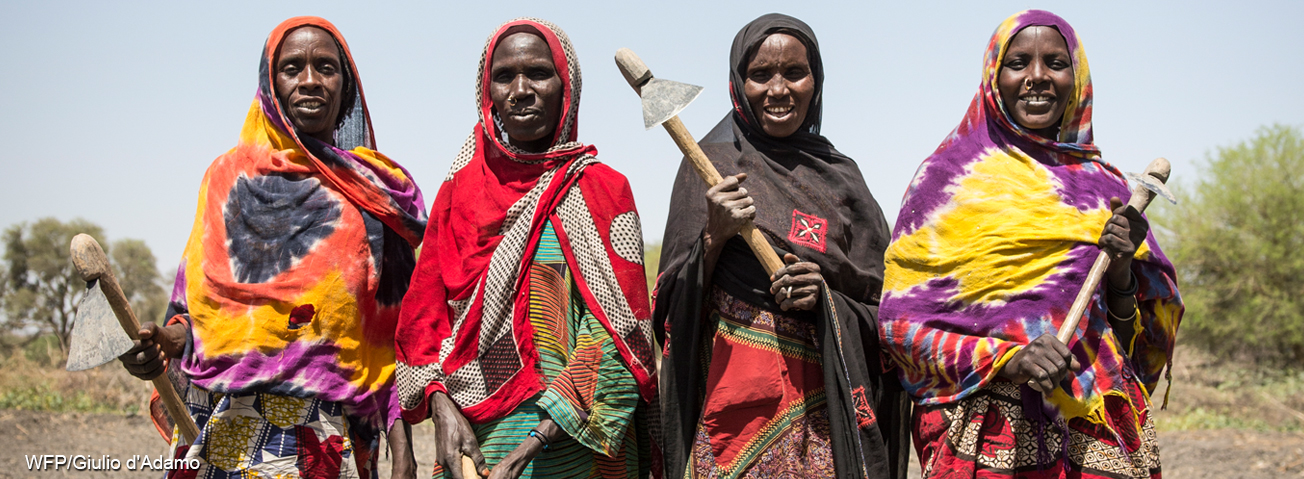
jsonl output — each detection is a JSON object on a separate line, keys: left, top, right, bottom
{"left": 702, "top": 229, "right": 726, "bottom": 254}
{"left": 160, "top": 323, "right": 189, "bottom": 359}
{"left": 1105, "top": 258, "right": 1135, "bottom": 292}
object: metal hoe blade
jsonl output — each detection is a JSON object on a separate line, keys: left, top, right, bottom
{"left": 641, "top": 78, "right": 704, "bottom": 130}
{"left": 1126, "top": 171, "right": 1178, "bottom": 204}
{"left": 66, "top": 280, "right": 135, "bottom": 371}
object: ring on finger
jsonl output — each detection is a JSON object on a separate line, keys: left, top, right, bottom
{"left": 784, "top": 286, "right": 793, "bottom": 298}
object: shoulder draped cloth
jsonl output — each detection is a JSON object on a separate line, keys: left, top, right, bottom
{"left": 656, "top": 13, "right": 910, "bottom": 479}
{"left": 878, "top": 9, "right": 1183, "bottom": 440}
{"left": 171, "top": 16, "right": 428, "bottom": 431}
{"left": 394, "top": 18, "right": 657, "bottom": 424}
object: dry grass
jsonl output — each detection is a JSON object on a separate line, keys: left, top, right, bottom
{"left": 0, "top": 345, "right": 152, "bottom": 415}
{"left": 1159, "top": 344, "right": 1304, "bottom": 432}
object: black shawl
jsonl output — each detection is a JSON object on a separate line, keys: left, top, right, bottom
{"left": 654, "top": 13, "right": 910, "bottom": 479}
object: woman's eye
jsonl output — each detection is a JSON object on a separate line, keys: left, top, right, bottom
{"left": 529, "top": 70, "right": 553, "bottom": 80}
{"left": 281, "top": 65, "right": 300, "bottom": 75}
{"left": 785, "top": 69, "right": 808, "bottom": 80}
{"left": 1004, "top": 59, "right": 1026, "bottom": 70}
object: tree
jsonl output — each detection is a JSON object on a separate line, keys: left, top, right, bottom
{"left": 111, "top": 238, "right": 167, "bottom": 326}
{"left": 1, "top": 218, "right": 168, "bottom": 355}
{"left": 1152, "top": 125, "right": 1304, "bottom": 364}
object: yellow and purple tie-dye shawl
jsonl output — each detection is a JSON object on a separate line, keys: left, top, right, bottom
{"left": 878, "top": 10, "right": 1183, "bottom": 432}
{"left": 168, "top": 17, "right": 427, "bottom": 431}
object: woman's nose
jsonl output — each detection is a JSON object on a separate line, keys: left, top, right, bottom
{"left": 299, "top": 67, "right": 322, "bottom": 92}
{"left": 1028, "top": 60, "right": 1049, "bottom": 85}
{"left": 509, "top": 75, "right": 532, "bottom": 100}
{"left": 766, "top": 75, "right": 789, "bottom": 98}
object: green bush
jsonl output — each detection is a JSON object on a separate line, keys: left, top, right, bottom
{"left": 1152, "top": 125, "right": 1304, "bottom": 364}
{"left": 645, "top": 242, "right": 661, "bottom": 294}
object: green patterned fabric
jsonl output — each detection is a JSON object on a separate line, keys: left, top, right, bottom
{"left": 435, "top": 220, "right": 649, "bottom": 478}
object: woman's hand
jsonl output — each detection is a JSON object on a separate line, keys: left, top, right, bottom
{"left": 1099, "top": 196, "right": 1149, "bottom": 289}
{"left": 998, "top": 334, "right": 1081, "bottom": 393}
{"left": 703, "top": 173, "right": 756, "bottom": 252}
{"left": 769, "top": 254, "right": 823, "bottom": 311}
{"left": 486, "top": 419, "right": 561, "bottom": 479}
{"left": 486, "top": 440, "right": 541, "bottom": 479}
{"left": 118, "top": 322, "right": 186, "bottom": 380}
{"left": 431, "top": 391, "right": 489, "bottom": 479}
{"left": 387, "top": 420, "right": 418, "bottom": 479}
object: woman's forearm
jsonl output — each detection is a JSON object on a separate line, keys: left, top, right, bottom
{"left": 701, "top": 231, "right": 727, "bottom": 291}
{"left": 1104, "top": 266, "right": 1139, "bottom": 350}
{"left": 387, "top": 420, "right": 416, "bottom": 469}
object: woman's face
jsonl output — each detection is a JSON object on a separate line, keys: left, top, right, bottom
{"left": 743, "top": 33, "right": 815, "bottom": 138}
{"left": 997, "top": 26, "right": 1075, "bottom": 138}
{"left": 275, "top": 26, "right": 345, "bottom": 145}
{"left": 489, "top": 32, "right": 564, "bottom": 152}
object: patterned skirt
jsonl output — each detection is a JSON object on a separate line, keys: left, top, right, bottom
{"left": 914, "top": 380, "right": 1161, "bottom": 479}
{"left": 165, "top": 388, "right": 379, "bottom": 479}
{"left": 687, "top": 287, "right": 834, "bottom": 479}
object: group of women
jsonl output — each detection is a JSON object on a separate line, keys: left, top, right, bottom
{"left": 117, "top": 9, "right": 1183, "bottom": 479}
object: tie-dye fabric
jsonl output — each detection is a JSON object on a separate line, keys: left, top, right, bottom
{"left": 878, "top": 10, "right": 1183, "bottom": 433}
{"left": 167, "top": 16, "right": 427, "bottom": 433}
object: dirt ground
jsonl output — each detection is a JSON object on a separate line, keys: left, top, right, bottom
{"left": 3, "top": 409, "right": 1304, "bottom": 478}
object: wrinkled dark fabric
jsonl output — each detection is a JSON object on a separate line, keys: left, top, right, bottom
{"left": 654, "top": 12, "right": 907, "bottom": 479}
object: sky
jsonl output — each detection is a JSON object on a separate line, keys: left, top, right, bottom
{"left": 1, "top": 0, "right": 1301, "bottom": 272}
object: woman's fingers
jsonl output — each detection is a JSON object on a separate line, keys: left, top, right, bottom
{"left": 465, "top": 443, "right": 489, "bottom": 479}
{"left": 707, "top": 174, "right": 738, "bottom": 194}
{"left": 706, "top": 173, "right": 748, "bottom": 195}
{"left": 137, "top": 321, "right": 162, "bottom": 341}
{"left": 778, "top": 284, "right": 820, "bottom": 311}
{"left": 440, "top": 452, "right": 465, "bottom": 479}
{"left": 1023, "top": 362, "right": 1051, "bottom": 393}
{"left": 1018, "top": 335, "right": 1081, "bottom": 392}
{"left": 721, "top": 197, "right": 754, "bottom": 213}
{"left": 768, "top": 255, "right": 823, "bottom": 311}
{"left": 769, "top": 271, "right": 822, "bottom": 293}
{"left": 723, "top": 195, "right": 754, "bottom": 208}
{"left": 120, "top": 337, "right": 163, "bottom": 379}
{"left": 769, "top": 256, "right": 821, "bottom": 283}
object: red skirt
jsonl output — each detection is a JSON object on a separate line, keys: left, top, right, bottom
{"left": 687, "top": 287, "right": 834, "bottom": 479}
{"left": 914, "top": 380, "right": 1161, "bottom": 479}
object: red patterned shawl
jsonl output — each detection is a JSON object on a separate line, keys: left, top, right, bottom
{"left": 395, "top": 18, "right": 657, "bottom": 424}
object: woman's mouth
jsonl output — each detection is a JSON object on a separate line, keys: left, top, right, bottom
{"left": 507, "top": 109, "right": 542, "bottom": 121}
{"left": 1018, "top": 94, "right": 1055, "bottom": 110}
{"left": 764, "top": 105, "right": 794, "bottom": 120}
{"left": 293, "top": 99, "right": 326, "bottom": 114}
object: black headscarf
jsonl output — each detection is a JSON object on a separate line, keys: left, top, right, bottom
{"left": 659, "top": 12, "right": 890, "bottom": 317}
{"left": 654, "top": 13, "right": 908, "bottom": 479}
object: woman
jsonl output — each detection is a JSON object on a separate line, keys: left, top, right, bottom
{"left": 117, "top": 17, "right": 426, "bottom": 478}
{"left": 655, "top": 13, "right": 910, "bottom": 479}
{"left": 394, "top": 18, "right": 658, "bottom": 479}
{"left": 878, "top": 10, "right": 1183, "bottom": 479}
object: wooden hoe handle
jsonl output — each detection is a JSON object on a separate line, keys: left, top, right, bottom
{"left": 462, "top": 456, "right": 481, "bottom": 478}
{"left": 70, "top": 234, "right": 201, "bottom": 443}
{"left": 1055, "top": 158, "right": 1171, "bottom": 344}
{"left": 615, "top": 48, "right": 785, "bottom": 275}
